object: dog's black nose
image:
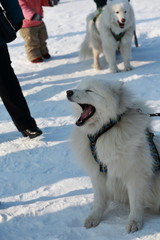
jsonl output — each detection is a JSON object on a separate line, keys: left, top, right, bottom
{"left": 66, "top": 90, "right": 74, "bottom": 98}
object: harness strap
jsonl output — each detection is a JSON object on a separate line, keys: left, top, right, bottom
{"left": 93, "top": 8, "right": 103, "bottom": 23}
{"left": 88, "top": 115, "right": 122, "bottom": 173}
{"left": 146, "top": 131, "right": 160, "bottom": 172}
{"left": 88, "top": 116, "right": 121, "bottom": 144}
{"left": 88, "top": 136, "right": 108, "bottom": 173}
{"left": 110, "top": 29, "right": 125, "bottom": 42}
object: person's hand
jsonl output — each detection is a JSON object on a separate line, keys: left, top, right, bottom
{"left": 31, "top": 13, "right": 43, "bottom": 21}
{"left": 54, "top": 0, "right": 60, "bottom": 4}
{"left": 50, "top": 0, "right": 59, "bottom": 6}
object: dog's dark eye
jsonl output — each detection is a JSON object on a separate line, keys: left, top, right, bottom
{"left": 85, "top": 90, "right": 93, "bottom": 93}
{"left": 116, "top": 11, "right": 119, "bottom": 14}
{"left": 124, "top": 10, "right": 127, "bottom": 13}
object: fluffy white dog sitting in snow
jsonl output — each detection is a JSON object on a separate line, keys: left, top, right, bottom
{"left": 80, "top": 0, "right": 135, "bottom": 73}
{"left": 67, "top": 78, "right": 160, "bottom": 233}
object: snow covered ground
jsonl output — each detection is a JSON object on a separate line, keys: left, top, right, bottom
{"left": 0, "top": 0, "right": 160, "bottom": 239}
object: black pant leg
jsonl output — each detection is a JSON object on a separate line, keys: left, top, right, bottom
{"left": 94, "top": 0, "right": 107, "bottom": 8}
{"left": 0, "top": 44, "right": 37, "bottom": 131}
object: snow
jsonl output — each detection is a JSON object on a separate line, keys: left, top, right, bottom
{"left": 0, "top": 0, "right": 160, "bottom": 239}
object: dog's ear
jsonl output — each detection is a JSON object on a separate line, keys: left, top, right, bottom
{"left": 109, "top": 81, "right": 124, "bottom": 106}
{"left": 111, "top": 81, "right": 124, "bottom": 95}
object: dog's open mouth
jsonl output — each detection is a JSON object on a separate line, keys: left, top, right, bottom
{"left": 76, "top": 104, "right": 96, "bottom": 126}
{"left": 117, "top": 20, "right": 125, "bottom": 28}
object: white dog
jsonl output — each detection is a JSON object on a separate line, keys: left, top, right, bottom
{"left": 80, "top": 0, "right": 135, "bottom": 73}
{"left": 66, "top": 78, "right": 160, "bottom": 233}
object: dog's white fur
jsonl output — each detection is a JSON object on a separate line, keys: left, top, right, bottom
{"left": 67, "top": 78, "right": 160, "bottom": 233}
{"left": 80, "top": 0, "right": 135, "bottom": 73}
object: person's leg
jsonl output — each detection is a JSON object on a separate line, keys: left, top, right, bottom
{"left": 39, "top": 22, "right": 50, "bottom": 57}
{"left": 19, "top": 26, "right": 43, "bottom": 62}
{"left": 94, "top": 0, "right": 107, "bottom": 8}
{"left": 0, "top": 44, "right": 42, "bottom": 137}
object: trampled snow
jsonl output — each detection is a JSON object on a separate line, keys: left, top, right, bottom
{"left": 0, "top": 0, "right": 160, "bottom": 239}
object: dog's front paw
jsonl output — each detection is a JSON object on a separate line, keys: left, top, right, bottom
{"left": 124, "top": 65, "right": 133, "bottom": 71}
{"left": 84, "top": 214, "right": 101, "bottom": 228}
{"left": 92, "top": 63, "right": 101, "bottom": 70}
{"left": 126, "top": 219, "right": 143, "bottom": 233}
{"left": 110, "top": 66, "right": 121, "bottom": 73}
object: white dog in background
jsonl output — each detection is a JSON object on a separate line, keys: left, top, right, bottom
{"left": 66, "top": 78, "right": 160, "bottom": 233}
{"left": 80, "top": 0, "right": 135, "bottom": 73}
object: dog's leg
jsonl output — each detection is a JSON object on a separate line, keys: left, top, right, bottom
{"left": 126, "top": 178, "right": 145, "bottom": 233}
{"left": 92, "top": 49, "right": 101, "bottom": 70}
{"left": 103, "top": 44, "right": 120, "bottom": 73}
{"left": 120, "top": 38, "right": 133, "bottom": 71}
{"left": 107, "top": 55, "right": 120, "bottom": 73}
{"left": 84, "top": 174, "right": 107, "bottom": 228}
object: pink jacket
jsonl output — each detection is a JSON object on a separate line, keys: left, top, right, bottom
{"left": 18, "top": 0, "right": 52, "bottom": 28}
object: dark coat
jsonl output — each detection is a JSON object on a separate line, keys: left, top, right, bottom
{"left": 0, "top": 0, "right": 24, "bottom": 45}
{"left": 93, "top": 0, "right": 130, "bottom": 8}
{"left": 93, "top": 0, "right": 107, "bottom": 8}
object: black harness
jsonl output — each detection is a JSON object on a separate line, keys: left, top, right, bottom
{"left": 88, "top": 115, "right": 122, "bottom": 173}
{"left": 110, "top": 29, "right": 125, "bottom": 42}
{"left": 87, "top": 112, "right": 160, "bottom": 174}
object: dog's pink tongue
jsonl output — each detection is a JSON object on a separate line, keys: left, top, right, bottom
{"left": 76, "top": 105, "right": 93, "bottom": 126}
{"left": 82, "top": 105, "right": 93, "bottom": 117}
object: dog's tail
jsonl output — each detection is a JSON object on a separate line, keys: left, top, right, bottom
{"left": 79, "top": 34, "right": 92, "bottom": 60}
{"left": 80, "top": 11, "right": 100, "bottom": 60}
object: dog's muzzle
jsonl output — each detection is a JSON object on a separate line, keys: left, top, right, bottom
{"left": 66, "top": 90, "right": 74, "bottom": 100}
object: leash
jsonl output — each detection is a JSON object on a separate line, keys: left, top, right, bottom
{"left": 149, "top": 113, "right": 160, "bottom": 117}
{"left": 134, "top": 30, "right": 138, "bottom": 47}
{"left": 137, "top": 109, "right": 160, "bottom": 117}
